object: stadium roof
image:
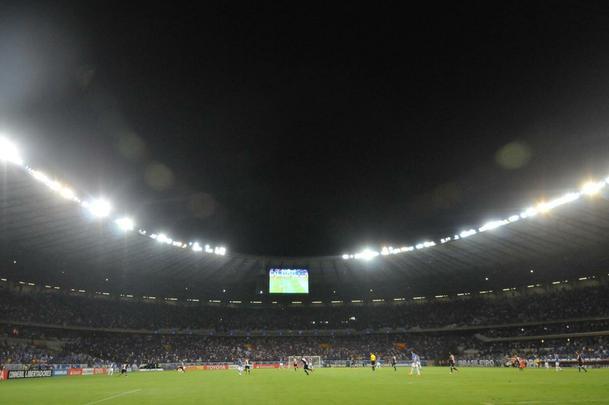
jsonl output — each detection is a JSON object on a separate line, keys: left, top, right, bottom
{"left": 1, "top": 157, "right": 609, "bottom": 301}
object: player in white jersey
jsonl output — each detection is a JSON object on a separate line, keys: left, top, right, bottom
{"left": 107, "top": 363, "right": 114, "bottom": 376}
{"left": 243, "top": 359, "right": 252, "bottom": 374}
{"left": 448, "top": 353, "right": 458, "bottom": 374}
{"left": 409, "top": 350, "right": 421, "bottom": 376}
{"left": 554, "top": 355, "right": 562, "bottom": 371}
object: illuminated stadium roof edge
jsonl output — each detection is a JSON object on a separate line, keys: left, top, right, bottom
{"left": 1, "top": 135, "right": 609, "bottom": 261}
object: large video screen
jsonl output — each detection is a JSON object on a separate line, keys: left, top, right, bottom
{"left": 269, "top": 268, "right": 309, "bottom": 294}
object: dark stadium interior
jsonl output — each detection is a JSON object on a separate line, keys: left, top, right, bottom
{"left": 2, "top": 3, "right": 609, "bottom": 402}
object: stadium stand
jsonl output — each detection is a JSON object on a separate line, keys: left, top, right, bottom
{"left": 1, "top": 281, "right": 608, "bottom": 367}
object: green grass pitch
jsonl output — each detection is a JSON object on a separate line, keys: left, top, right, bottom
{"left": 2, "top": 367, "right": 607, "bottom": 404}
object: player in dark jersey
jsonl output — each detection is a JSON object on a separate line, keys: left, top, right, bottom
{"left": 448, "top": 353, "right": 459, "bottom": 373}
{"left": 576, "top": 351, "right": 587, "bottom": 373}
{"left": 301, "top": 356, "right": 313, "bottom": 375}
{"left": 244, "top": 359, "right": 252, "bottom": 374}
{"left": 391, "top": 355, "right": 397, "bottom": 371}
{"left": 120, "top": 363, "right": 128, "bottom": 376}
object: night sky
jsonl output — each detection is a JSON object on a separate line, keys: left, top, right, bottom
{"left": 2, "top": 2, "right": 609, "bottom": 256}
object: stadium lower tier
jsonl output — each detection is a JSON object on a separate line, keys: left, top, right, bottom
{"left": 1, "top": 325, "right": 608, "bottom": 366}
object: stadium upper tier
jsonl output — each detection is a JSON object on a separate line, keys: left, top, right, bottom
{"left": 1, "top": 283, "right": 608, "bottom": 332}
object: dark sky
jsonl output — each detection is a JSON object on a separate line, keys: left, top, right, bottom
{"left": 2, "top": 1, "right": 609, "bottom": 256}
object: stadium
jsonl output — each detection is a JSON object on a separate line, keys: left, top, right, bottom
{"left": 2, "top": 2, "right": 609, "bottom": 404}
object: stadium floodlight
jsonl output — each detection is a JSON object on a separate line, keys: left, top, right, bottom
{"left": 520, "top": 206, "right": 538, "bottom": 218}
{"left": 0, "top": 137, "right": 24, "bottom": 165}
{"left": 214, "top": 246, "right": 227, "bottom": 255}
{"left": 537, "top": 192, "right": 580, "bottom": 213}
{"left": 478, "top": 220, "right": 507, "bottom": 233}
{"left": 459, "top": 229, "right": 477, "bottom": 238}
{"left": 581, "top": 180, "right": 605, "bottom": 196}
{"left": 156, "top": 233, "right": 172, "bottom": 244}
{"left": 192, "top": 242, "right": 203, "bottom": 252}
{"left": 342, "top": 253, "right": 349, "bottom": 260}
{"left": 508, "top": 214, "right": 520, "bottom": 223}
{"left": 59, "top": 186, "right": 77, "bottom": 201}
{"left": 115, "top": 217, "right": 135, "bottom": 232}
{"left": 355, "top": 248, "right": 379, "bottom": 261}
{"left": 84, "top": 199, "right": 112, "bottom": 218}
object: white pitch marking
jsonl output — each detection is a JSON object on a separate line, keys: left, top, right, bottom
{"left": 83, "top": 388, "right": 142, "bottom": 405}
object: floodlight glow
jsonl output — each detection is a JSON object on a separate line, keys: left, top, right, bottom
{"left": 192, "top": 242, "right": 203, "bottom": 252}
{"left": 342, "top": 254, "right": 349, "bottom": 260}
{"left": 355, "top": 248, "right": 379, "bottom": 261}
{"left": 156, "top": 233, "right": 172, "bottom": 244}
{"left": 479, "top": 220, "right": 507, "bottom": 232}
{"left": 30, "top": 170, "right": 50, "bottom": 183}
{"left": 115, "top": 217, "right": 135, "bottom": 231}
{"left": 59, "top": 187, "right": 77, "bottom": 201}
{"left": 536, "top": 201, "right": 551, "bottom": 213}
{"left": 508, "top": 215, "right": 520, "bottom": 223}
{"left": 0, "top": 137, "right": 23, "bottom": 165}
{"left": 215, "top": 246, "right": 226, "bottom": 255}
{"left": 520, "top": 206, "right": 538, "bottom": 218}
{"left": 539, "top": 192, "right": 580, "bottom": 212}
{"left": 459, "top": 229, "right": 477, "bottom": 238}
{"left": 581, "top": 180, "right": 605, "bottom": 196}
{"left": 85, "top": 199, "right": 112, "bottom": 218}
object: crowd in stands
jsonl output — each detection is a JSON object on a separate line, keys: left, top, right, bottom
{"left": 2, "top": 329, "right": 608, "bottom": 367}
{"left": 1, "top": 284, "right": 608, "bottom": 366}
{"left": 1, "top": 285, "right": 608, "bottom": 332}
{"left": 482, "top": 319, "right": 609, "bottom": 338}
{"left": 0, "top": 340, "right": 96, "bottom": 365}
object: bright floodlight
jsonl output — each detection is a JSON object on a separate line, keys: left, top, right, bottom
{"left": 115, "top": 217, "right": 135, "bottom": 231}
{"left": 59, "top": 186, "right": 77, "bottom": 201}
{"left": 156, "top": 233, "right": 172, "bottom": 244}
{"left": 0, "top": 137, "right": 23, "bottom": 165}
{"left": 358, "top": 248, "right": 379, "bottom": 261}
{"left": 85, "top": 199, "right": 112, "bottom": 218}
{"left": 581, "top": 180, "right": 605, "bottom": 196}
